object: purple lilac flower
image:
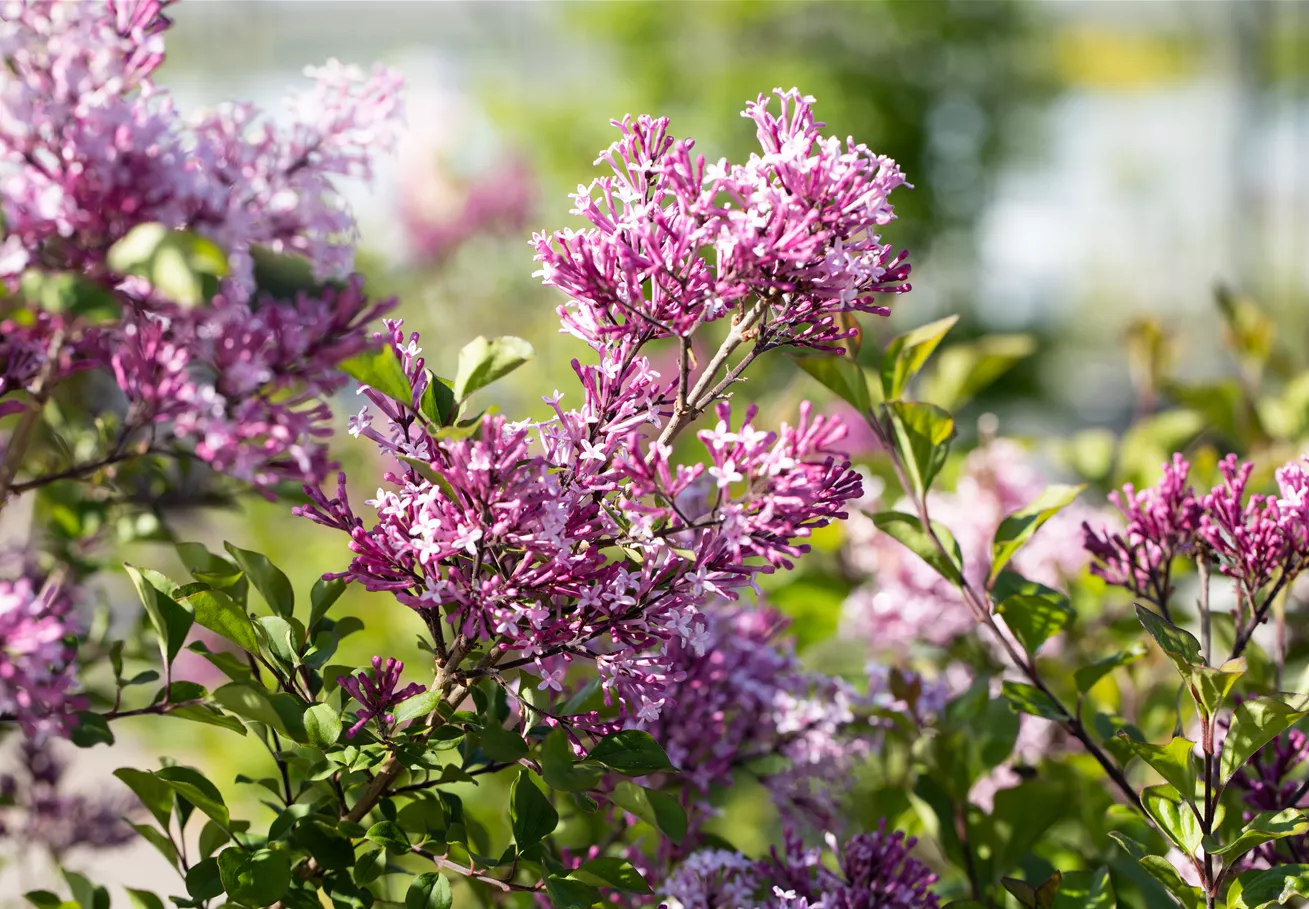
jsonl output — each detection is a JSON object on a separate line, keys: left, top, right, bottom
{"left": 1229, "top": 727, "right": 1309, "bottom": 867}
{"left": 298, "top": 321, "right": 864, "bottom": 723}
{"left": 662, "top": 850, "right": 762, "bottom": 909}
{"left": 1198, "top": 454, "right": 1294, "bottom": 597}
{"left": 533, "top": 88, "right": 910, "bottom": 353}
{"left": 338, "top": 656, "right": 427, "bottom": 739}
{"left": 844, "top": 440, "right": 1094, "bottom": 652}
{"left": 0, "top": 3, "right": 403, "bottom": 490}
{"left": 0, "top": 571, "right": 83, "bottom": 739}
{"left": 0, "top": 739, "right": 138, "bottom": 856}
{"left": 1081, "top": 453, "right": 1203, "bottom": 606}
{"left": 403, "top": 154, "right": 534, "bottom": 265}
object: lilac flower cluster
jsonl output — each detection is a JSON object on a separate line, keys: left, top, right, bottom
{"left": 637, "top": 606, "right": 863, "bottom": 827}
{"left": 403, "top": 154, "right": 534, "bottom": 265}
{"left": 1228, "top": 727, "right": 1309, "bottom": 867}
{"left": 0, "top": 1, "right": 402, "bottom": 489}
{"left": 533, "top": 88, "right": 910, "bottom": 352}
{"left": 844, "top": 440, "right": 1093, "bottom": 651}
{"left": 1083, "top": 453, "right": 1309, "bottom": 608}
{"left": 338, "top": 656, "right": 427, "bottom": 739}
{"left": 300, "top": 318, "right": 862, "bottom": 720}
{"left": 663, "top": 826, "right": 940, "bottom": 909}
{"left": 0, "top": 570, "right": 82, "bottom": 739}
{"left": 0, "top": 739, "right": 138, "bottom": 857}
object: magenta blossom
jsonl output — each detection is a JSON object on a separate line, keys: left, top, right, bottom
{"left": 0, "top": 572, "right": 84, "bottom": 739}
{"left": 338, "top": 656, "right": 427, "bottom": 739}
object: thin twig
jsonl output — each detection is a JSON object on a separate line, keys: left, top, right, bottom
{"left": 0, "top": 330, "right": 65, "bottom": 510}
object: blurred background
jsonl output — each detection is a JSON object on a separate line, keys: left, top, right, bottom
{"left": 7, "top": 0, "right": 1309, "bottom": 898}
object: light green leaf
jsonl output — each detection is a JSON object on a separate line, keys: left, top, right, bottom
{"left": 540, "top": 727, "right": 603, "bottom": 792}
{"left": 885, "top": 401, "right": 955, "bottom": 498}
{"left": 1000, "top": 681, "right": 1065, "bottom": 721}
{"left": 1074, "top": 643, "right": 1149, "bottom": 694}
{"left": 366, "top": 820, "right": 411, "bottom": 854}
{"left": 880, "top": 315, "right": 959, "bottom": 400}
{"left": 921, "top": 332, "right": 1035, "bottom": 411}
{"left": 1221, "top": 697, "right": 1309, "bottom": 789}
{"left": 155, "top": 766, "right": 231, "bottom": 831}
{"left": 106, "top": 223, "right": 228, "bottom": 306}
{"left": 1050, "top": 867, "right": 1114, "bottom": 909}
{"left": 341, "top": 346, "right": 413, "bottom": 407}
{"left": 587, "top": 730, "right": 674, "bottom": 776}
{"left": 125, "top": 564, "right": 194, "bottom": 668}
{"left": 453, "top": 336, "right": 534, "bottom": 402}
{"left": 1188, "top": 658, "right": 1246, "bottom": 717}
{"left": 392, "top": 688, "right": 439, "bottom": 724}
{"left": 872, "top": 511, "right": 964, "bottom": 587}
{"left": 303, "top": 704, "right": 342, "bottom": 750}
{"left": 183, "top": 588, "right": 258, "bottom": 654}
{"left": 1136, "top": 605, "right": 1204, "bottom": 673}
{"left": 216, "top": 847, "right": 290, "bottom": 906}
{"left": 1205, "top": 809, "right": 1309, "bottom": 863}
{"left": 544, "top": 875, "right": 601, "bottom": 909}
{"left": 1141, "top": 784, "right": 1202, "bottom": 854}
{"left": 990, "top": 484, "right": 1086, "bottom": 582}
{"left": 794, "top": 353, "right": 872, "bottom": 413}
{"left": 1120, "top": 736, "right": 1199, "bottom": 805}
{"left": 1227, "top": 864, "right": 1309, "bottom": 908}
{"left": 113, "top": 768, "right": 174, "bottom": 828}
{"left": 567, "top": 857, "right": 652, "bottom": 894}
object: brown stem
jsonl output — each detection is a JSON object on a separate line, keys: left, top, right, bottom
{"left": 1199, "top": 557, "right": 1212, "bottom": 666}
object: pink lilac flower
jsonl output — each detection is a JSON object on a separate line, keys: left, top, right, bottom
{"left": 1082, "top": 454, "right": 1203, "bottom": 610}
{"left": 338, "top": 656, "right": 426, "bottom": 740}
{"left": 844, "top": 440, "right": 1094, "bottom": 652}
{"left": 403, "top": 154, "right": 534, "bottom": 265}
{"left": 298, "top": 320, "right": 863, "bottom": 722}
{"left": 0, "top": 571, "right": 83, "bottom": 739}
{"left": 0, "top": 739, "right": 139, "bottom": 856}
{"left": 1199, "top": 454, "right": 1300, "bottom": 597}
{"left": 0, "top": 2, "right": 402, "bottom": 490}
{"left": 533, "top": 88, "right": 910, "bottom": 353}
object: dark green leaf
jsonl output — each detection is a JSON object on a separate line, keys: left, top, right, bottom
{"left": 216, "top": 848, "right": 291, "bottom": 906}
{"left": 510, "top": 769, "right": 558, "bottom": 848}
{"left": 587, "top": 730, "right": 674, "bottom": 775}
{"left": 419, "top": 370, "right": 458, "bottom": 426}
{"left": 479, "top": 724, "right": 528, "bottom": 763}
{"left": 540, "top": 727, "right": 603, "bottom": 792}
{"left": 310, "top": 577, "right": 347, "bottom": 631}
{"left": 155, "top": 766, "right": 230, "bottom": 830}
{"left": 405, "top": 872, "right": 452, "bottom": 909}
{"left": 125, "top": 563, "right": 194, "bottom": 667}
{"left": 1074, "top": 644, "right": 1149, "bottom": 693}
{"left": 544, "top": 876, "right": 601, "bottom": 909}
{"left": 366, "top": 820, "right": 411, "bottom": 854}
{"left": 224, "top": 543, "right": 294, "bottom": 619}
{"left": 114, "top": 768, "right": 174, "bottom": 827}
{"left": 567, "top": 857, "right": 652, "bottom": 894}
{"left": 1050, "top": 868, "right": 1114, "bottom": 909}
{"left": 70, "top": 712, "right": 114, "bottom": 748}
{"left": 354, "top": 849, "right": 388, "bottom": 886}
{"left": 794, "top": 353, "right": 871, "bottom": 412}
{"left": 608, "top": 781, "right": 686, "bottom": 844}
{"left": 453, "top": 336, "right": 535, "bottom": 402}
{"left": 185, "top": 858, "right": 224, "bottom": 901}
{"left": 1136, "top": 605, "right": 1204, "bottom": 673}
{"left": 124, "top": 890, "right": 164, "bottom": 909}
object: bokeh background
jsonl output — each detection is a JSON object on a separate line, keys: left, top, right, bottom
{"left": 6, "top": 0, "right": 1309, "bottom": 899}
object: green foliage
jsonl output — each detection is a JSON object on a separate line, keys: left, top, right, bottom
{"left": 453, "top": 335, "right": 535, "bottom": 402}
{"left": 106, "top": 223, "right": 228, "bottom": 306}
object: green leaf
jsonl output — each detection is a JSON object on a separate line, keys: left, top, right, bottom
{"left": 405, "top": 872, "right": 452, "bottom": 909}
{"left": 587, "top": 730, "right": 674, "bottom": 775}
{"left": 1107, "top": 834, "right": 1200, "bottom": 909}
{"left": 309, "top": 577, "right": 347, "bottom": 631}
{"left": 392, "top": 688, "right": 439, "bottom": 724}
{"left": 991, "top": 781, "right": 1067, "bottom": 874}
{"left": 1221, "top": 697, "right": 1309, "bottom": 788}
{"left": 1142, "top": 784, "right": 1202, "bottom": 854}
{"left": 19, "top": 271, "right": 120, "bottom": 321}
{"left": 353, "top": 848, "right": 388, "bottom": 887}
{"left": 24, "top": 894, "right": 75, "bottom": 909}
{"left": 1050, "top": 868, "right": 1114, "bottom": 909}
{"left": 70, "top": 712, "right": 114, "bottom": 748}
{"left": 1136, "top": 605, "right": 1204, "bottom": 673}
{"left": 419, "top": 370, "right": 458, "bottom": 426}
{"left": 794, "top": 353, "right": 871, "bottom": 412}
{"left": 212, "top": 680, "right": 307, "bottom": 740}
{"left": 1188, "top": 658, "right": 1246, "bottom": 717}
{"left": 1002, "top": 873, "right": 1061, "bottom": 909}
{"left": 125, "top": 564, "right": 194, "bottom": 668}
{"left": 1120, "top": 737, "right": 1199, "bottom": 805}
{"left": 114, "top": 768, "right": 174, "bottom": 828}
{"left": 880, "top": 315, "right": 959, "bottom": 400}
{"left": 1074, "top": 643, "right": 1149, "bottom": 693}
{"left": 608, "top": 781, "right": 686, "bottom": 844}
{"left": 453, "top": 336, "right": 535, "bottom": 402}
{"left": 184, "top": 588, "right": 258, "bottom": 654}
{"left": 216, "top": 847, "right": 291, "bottom": 906}
{"left": 63, "top": 872, "right": 108, "bottom": 909}
{"left": 129, "top": 822, "right": 179, "bottom": 866}
{"left": 989, "top": 484, "right": 1086, "bottom": 582}
{"left": 544, "top": 876, "right": 601, "bottom": 909}
{"left": 1227, "top": 864, "right": 1309, "bottom": 908}
{"left": 291, "top": 819, "right": 354, "bottom": 870}
{"left": 106, "top": 223, "right": 228, "bottom": 306}
{"left": 479, "top": 723, "right": 528, "bottom": 763}
{"left": 224, "top": 543, "right": 294, "bottom": 619}
{"left": 366, "top": 820, "right": 411, "bottom": 854}
{"left": 124, "top": 890, "right": 165, "bottom": 909}
{"left": 871, "top": 511, "right": 964, "bottom": 586}
{"left": 1000, "top": 681, "right": 1065, "bottom": 720}
{"left": 198, "top": 819, "right": 231, "bottom": 861}
{"left": 885, "top": 401, "right": 955, "bottom": 498}
{"left": 1205, "top": 809, "right": 1309, "bottom": 863}
{"left": 920, "top": 332, "right": 1035, "bottom": 411}
{"left": 567, "top": 857, "right": 652, "bottom": 894}
{"left": 996, "top": 593, "right": 1075, "bottom": 654}
{"left": 540, "top": 727, "right": 603, "bottom": 792}
{"left": 510, "top": 768, "right": 558, "bottom": 848}
{"left": 304, "top": 704, "right": 342, "bottom": 750}
{"left": 185, "top": 859, "right": 224, "bottom": 901}
{"left": 341, "top": 346, "right": 413, "bottom": 407}
{"left": 155, "top": 766, "right": 231, "bottom": 831}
